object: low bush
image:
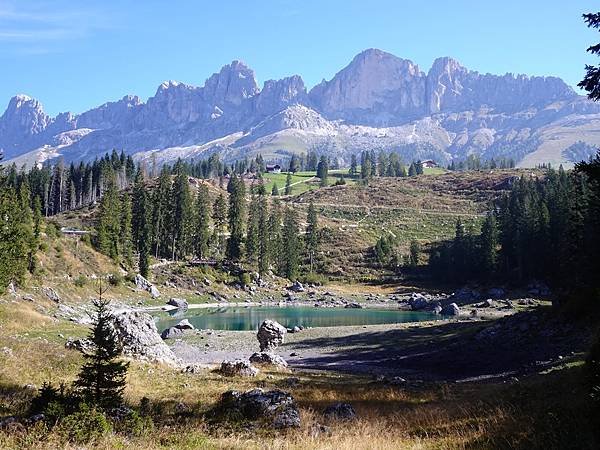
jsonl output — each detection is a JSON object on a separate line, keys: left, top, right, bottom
{"left": 73, "top": 275, "right": 87, "bottom": 288}
{"left": 298, "top": 272, "right": 329, "bottom": 286}
{"left": 107, "top": 273, "right": 123, "bottom": 287}
{"left": 54, "top": 406, "right": 112, "bottom": 444}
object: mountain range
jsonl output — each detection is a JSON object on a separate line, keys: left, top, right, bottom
{"left": 2, "top": 48, "right": 600, "bottom": 168}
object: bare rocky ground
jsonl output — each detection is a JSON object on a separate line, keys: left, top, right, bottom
{"left": 168, "top": 301, "right": 592, "bottom": 383}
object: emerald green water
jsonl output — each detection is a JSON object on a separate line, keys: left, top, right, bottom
{"left": 154, "top": 306, "right": 442, "bottom": 331}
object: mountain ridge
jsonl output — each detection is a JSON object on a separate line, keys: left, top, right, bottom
{"left": 1, "top": 48, "right": 598, "bottom": 168}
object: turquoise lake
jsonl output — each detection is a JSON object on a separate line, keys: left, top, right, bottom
{"left": 154, "top": 306, "right": 443, "bottom": 331}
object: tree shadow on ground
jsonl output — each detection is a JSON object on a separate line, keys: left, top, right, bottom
{"left": 286, "top": 311, "right": 592, "bottom": 381}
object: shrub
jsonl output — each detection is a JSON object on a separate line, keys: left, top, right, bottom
{"left": 107, "top": 273, "right": 123, "bottom": 287}
{"left": 80, "top": 233, "right": 92, "bottom": 246}
{"left": 73, "top": 275, "right": 87, "bottom": 288}
{"left": 239, "top": 272, "right": 251, "bottom": 287}
{"left": 55, "top": 406, "right": 112, "bottom": 444}
{"left": 111, "top": 408, "right": 153, "bottom": 436}
{"left": 298, "top": 272, "right": 328, "bottom": 286}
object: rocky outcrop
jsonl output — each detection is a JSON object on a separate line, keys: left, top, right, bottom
{"left": 214, "top": 389, "right": 300, "bottom": 428}
{"left": 257, "top": 320, "right": 287, "bottom": 352}
{"left": 110, "top": 310, "right": 178, "bottom": 366}
{"left": 219, "top": 360, "right": 259, "bottom": 377}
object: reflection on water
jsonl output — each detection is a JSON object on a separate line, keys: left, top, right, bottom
{"left": 154, "top": 306, "right": 442, "bottom": 331}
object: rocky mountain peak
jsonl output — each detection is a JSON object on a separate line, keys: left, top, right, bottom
{"left": 203, "top": 60, "right": 259, "bottom": 106}
{"left": 0, "top": 94, "right": 51, "bottom": 157}
{"left": 309, "top": 48, "right": 427, "bottom": 125}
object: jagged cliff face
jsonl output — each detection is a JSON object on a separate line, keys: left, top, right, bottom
{"left": 1, "top": 48, "right": 598, "bottom": 167}
{"left": 309, "top": 49, "right": 427, "bottom": 125}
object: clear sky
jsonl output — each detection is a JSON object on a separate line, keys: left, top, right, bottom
{"left": 0, "top": 0, "right": 596, "bottom": 116}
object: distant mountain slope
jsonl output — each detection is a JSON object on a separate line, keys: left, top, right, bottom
{"left": 2, "top": 49, "right": 600, "bottom": 168}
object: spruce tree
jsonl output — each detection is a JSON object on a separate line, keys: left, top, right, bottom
{"left": 268, "top": 199, "right": 283, "bottom": 274}
{"left": 120, "top": 193, "right": 133, "bottom": 267}
{"left": 169, "top": 167, "right": 193, "bottom": 260}
{"left": 226, "top": 175, "right": 246, "bottom": 261}
{"left": 212, "top": 194, "right": 227, "bottom": 259}
{"left": 480, "top": 212, "right": 499, "bottom": 277}
{"left": 150, "top": 168, "right": 171, "bottom": 258}
{"left": 246, "top": 189, "right": 260, "bottom": 265}
{"left": 95, "top": 175, "right": 121, "bottom": 260}
{"left": 74, "top": 281, "right": 129, "bottom": 409}
{"left": 409, "top": 240, "right": 421, "bottom": 267}
{"left": 317, "top": 156, "right": 329, "bottom": 187}
{"left": 271, "top": 183, "right": 279, "bottom": 196}
{"left": 194, "top": 183, "right": 211, "bottom": 259}
{"left": 282, "top": 206, "right": 301, "bottom": 280}
{"left": 579, "top": 12, "right": 600, "bottom": 100}
{"left": 284, "top": 172, "right": 293, "bottom": 195}
{"left": 29, "top": 196, "right": 42, "bottom": 273}
{"left": 255, "top": 185, "right": 269, "bottom": 276}
{"left": 305, "top": 201, "right": 319, "bottom": 273}
{"left": 350, "top": 154, "right": 358, "bottom": 176}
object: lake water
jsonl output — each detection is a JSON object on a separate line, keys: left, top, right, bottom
{"left": 154, "top": 306, "right": 442, "bottom": 331}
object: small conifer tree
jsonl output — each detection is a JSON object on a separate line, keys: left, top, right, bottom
{"left": 74, "top": 280, "right": 129, "bottom": 409}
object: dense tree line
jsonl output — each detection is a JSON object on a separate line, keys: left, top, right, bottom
{"left": 447, "top": 155, "right": 516, "bottom": 171}
{"left": 429, "top": 162, "right": 600, "bottom": 288}
{"left": 93, "top": 160, "right": 321, "bottom": 280}
{"left": 1, "top": 150, "right": 135, "bottom": 217}
{"left": 354, "top": 150, "right": 423, "bottom": 179}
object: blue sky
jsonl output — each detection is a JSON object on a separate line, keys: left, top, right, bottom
{"left": 0, "top": 0, "right": 596, "bottom": 116}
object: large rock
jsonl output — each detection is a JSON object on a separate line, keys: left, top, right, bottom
{"left": 167, "top": 298, "right": 188, "bottom": 309}
{"left": 110, "top": 310, "right": 179, "bottom": 366}
{"left": 288, "top": 281, "right": 305, "bottom": 292}
{"left": 215, "top": 388, "right": 300, "bottom": 428}
{"left": 160, "top": 326, "right": 183, "bottom": 340}
{"left": 257, "top": 320, "right": 287, "bottom": 352}
{"left": 219, "top": 360, "right": 259, "bottom": 377}
{"left": 249, "top": 352, "right": 288, "bottom": 368}
{"left": 175, "top": 319, "right": 194, "bottom": 330}
{"left": 441, "top": 302, "right": 461, "bottom": 316}
{"left": 135, "top": 274, "right": 160, "bottom": 298}
{"left": 43, "top": 287, "right": 61, "bottom": 303}
{"left": 409, "top": 293, "right": 429, "bottom": 311}
{"left": 323, "top": 402, "right": 356, "bottom": 421}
